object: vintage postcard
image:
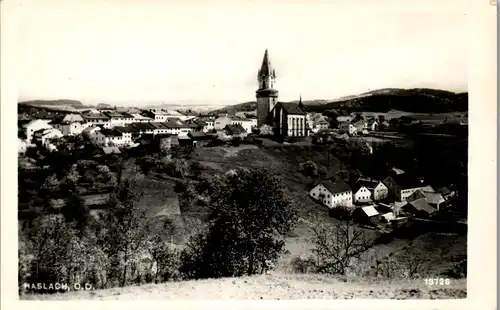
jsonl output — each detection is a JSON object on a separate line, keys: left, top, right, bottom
{"left": 1, "top": 0, "right": 496, "bottom": 309}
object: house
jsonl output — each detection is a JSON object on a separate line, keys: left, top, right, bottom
{"left": 103, "top": 111, "right": 135, "bottom": 127}
{"left": 312, "top": 129, "right": 335, "bottom": 144}
{"left": 352, "top": 178, "right": 389, "bottom": 204}
{"left": 94, "top": 127, "right": 134, "bottom": 147}
{"left": 403, "top": 198, "right": 437, "bottom": 218}
{"left": 23, "top": 119, "right": 53, "bottom": 143}
{"left": 224, "top": 124, "right": 248, "bottom": 139}
{"left": 309, "top": 181, "right": 353, "bottom": 208}
{"left": 49, "top": 114, "right": 84, "bottom": 136}
{"left": 214, "top": 115, "right": 233, "bottom": 130}
{"left": 187, "top": 118, "right": 215, "bottom": 132}
{"left": 352, "top": 205, "right": 381, "bottom": 225}
{"left": 32, "top": 128, "right": 64, "bottom": 148}
{"left": 131, "top": 113, "right": 153, "bottom": 123}
{"left": 383, "top": 174, "right": 428, "bottom": 201}
{"left": 338, "top": 122, "right": 357, "bottom": 136}
{"left": 407, "top": 190, "right": 446, "bottom": 210}
{"left": 435, "top": 186, "right": 455, "bottom": 200}
{"left": 353, "top": 120, "right": 367, "bottom": 132}
{"left": 188, "top": 131, "right": 213, "bottom": 147}
{"left": 178, "top": 135, "right": 192, "bottom": 146}
{"left": 102, "top": 146, "right": 122, "bottom": 155}
{"left": 337, "top": 116, "right": 353, "bottom": 123}
{"left": 81, "top": 112, "right": 111, "bottom": 129}
{"left": 230, "top": 117, "right": 254, "bottom": 134}
{"left": 367, "top": 120, "right": 379, "bottom": 131}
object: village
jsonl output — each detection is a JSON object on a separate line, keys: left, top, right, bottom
{"left": 17, "top": 50, "right": 466, "bottom": 234}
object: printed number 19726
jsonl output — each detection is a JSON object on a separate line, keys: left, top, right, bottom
{"left": 425, "top": 278, "right": 451, "bottom": 286}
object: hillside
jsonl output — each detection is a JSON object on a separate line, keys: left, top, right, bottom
{"left": 19, "top": 99, "right": 84, "bottom": 108}
{"left": 21, "top": 272, "right": 466, "bottom": 300}
{"left": 210, "top": 88, "right": 468, "bottom": 115}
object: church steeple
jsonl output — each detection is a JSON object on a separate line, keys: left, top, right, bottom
{"left": 256, "top": 49, "right": 279, "bottom": 127}
{"left": 258, "top": 49, "right": 275, "bottom": 78}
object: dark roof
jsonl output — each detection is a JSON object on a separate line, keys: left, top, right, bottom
{"left": 278, "top": 102, "right": 306, "bottom": 115}
{"left": 100, "top": 129, "right": 122, "bottom": 137}
{"left": 389, "top": 174, "right": 424, "bottom": 189}
{"left": 319, "top": 181, "right": 352, "bottom": 194}
{"left": 188, "top": 131, "right": 212, "bottom": 140}
{"left": 114, "top": 126, "right": 137, "bottom": 133}
{"left": 163, "top": 121, "right": 182, "bottom": 129}
{"left": 258, "top": 49, "right": 275, "bottom": 77}
{"left": 131, "top": 122, "right": 155, "bottom": 130}
{"left": 435, "top": 186, "right": 452, "bottom": 196}
{"left": 82, "top": 113, "right": 110, "bottom": 120}
{"left": 170, "top": 136, "right": 179, "bottom": 145}
{"left": 354, "top": 179, "right": 380, "bottom": 191}
{"left": 150, "top": 122, "right": 169, "bottom": 129}
{"left": 48, "top": 116, "right": 65, "bottom": 125}
{"left": 406, "top": 198, "right": 436, "bottom": 215}
{"left": 224, "top": 124, "right": 246, "bottom": 135}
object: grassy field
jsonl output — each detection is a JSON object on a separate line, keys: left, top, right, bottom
{"left": 22, "top": 272, "right": 466, "bottom": 300}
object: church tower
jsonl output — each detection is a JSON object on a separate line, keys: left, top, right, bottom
{"left": 256, "top": 49, "right": 279, "bottom": 127}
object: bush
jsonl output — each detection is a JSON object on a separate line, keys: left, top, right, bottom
{"left": 210, "top": 139, "right": 226, "bottom": 147}
{"left": 231, "top": 137, "right": 242, "bottom": 147}
{"left": 290, "top": 257, "right": 318, "bottom": 274}
{"left": 328, "top": 205, "right": 353, "bottom": 220}
{"left": 299, "top": 160, "right": 318, "bottom": 178}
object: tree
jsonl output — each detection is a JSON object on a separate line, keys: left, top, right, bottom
{"left": 231, "top": 136, "right": 242, "bottom": 147}
{"left": 41, "top": 173, "right": 60, "bottom": 194}
{"left": 377, "top": 115, "right": 385, "bottom": 123}
{"left": 189, "top": 161, "right": 203, "bottom": 179}
{"left": 310, "top": 219, "right": 374, "bottom": 275}
{"left": 101, "top": 178, "right": 151, "bottom": 287}
{"left": 299, "top": 160, "right": 319, "bottom": 178}
{"left": 61, "top": 193, "right": 91, "bottom": 236}
{"left": 180, "top": 168, "right": 299, "bottom": 279}
{"left": 353, "top": 112, "right": 363, "bottom": 122}
{"left": 259, "top": 124, "right": 274, "bottom": 136}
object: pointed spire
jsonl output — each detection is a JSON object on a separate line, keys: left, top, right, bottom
{"left": 259, "top": 49, "right": 274, "bottom": 77}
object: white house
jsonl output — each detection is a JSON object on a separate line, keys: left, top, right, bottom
{"left": 131, "top": 113, "right": 153, "bottom": 123}
{"left": 94, "top": 128, "right": 133, "bottom": 147}
{"left": 230, "top": 117, "right": 254, "bottom": 134}
{"left": 23, "top": 119, "right": 53, "bottom": 143}
{"left": 81, "top": 113, "right": 111, "bottom": 129}
{"left": 214, "top": 115, "right": 233, "bottom": 130}
{"left": 383, "top": 174, "right": 428, "bottom": 202}
{"left": 309, "top": 181, "right": 353, "bottom": 208}
{"left": 32, "top": 128, "right": 64, "bottom": 147}
{"left": 353, "top": 178, "right": 389, "bottom": 203}
{"left": 50, "top": 115, "right": 84, "bottom": 136}
{"left": 338, "top": 122, "right": 357, "bottom": 136}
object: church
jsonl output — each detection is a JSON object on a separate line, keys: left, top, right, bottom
{"left": 256, "top": 50, "right": 307, "bottom": 137}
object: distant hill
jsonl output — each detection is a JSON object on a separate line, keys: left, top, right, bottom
{"left": 19, "top": 99, "right": 84, "bottom": 108}
{"left": 210, "top": 88, "right": 468, "bottom": 115}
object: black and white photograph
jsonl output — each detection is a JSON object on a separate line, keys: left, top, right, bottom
{"left": 2, "top": 0, "right": 497, "bottom": 307}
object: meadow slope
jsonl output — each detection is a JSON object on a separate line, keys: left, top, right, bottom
{"left": 22, "top": 272, "right": 466, "bottom": 300}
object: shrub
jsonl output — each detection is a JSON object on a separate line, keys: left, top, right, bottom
{"left": 328, "top": 205, "right": 353, "bottom": 220}
{"left": 299, "top": 160, "right": 318, "bottom": 178}
{"left": 231, "top": 137, "right": 242, "bottom": 147}
{"left": 290, "top": 257, "right": 318, "bottom": 274}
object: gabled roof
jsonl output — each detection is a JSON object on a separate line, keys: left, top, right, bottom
{"left": 188, "top": 131, "right": 212, "bottom": 140}
{"left": 131, "top": 122, "right": 155, "bottom": 130}
{"left": 388, "top": 174, "right": 424, "bottom": 189}
{"left": 361, "top": 206, "right": 379, "bottom": 217}
{"left": 100, "top": 129, "right": 122, "bottom": 137}
{"left": 82, "top": 113, "right": 110, "bottom": 120}
{"left": 435, "top": 186, "right": 452, "bottom": 196}
{"left": 114, "top": 126, "right": 137, "bottom": 133}
{"left": 318, "top": 181, "right": 352, "bottom": 194}
{"left": 276, "top": 102, "right": 306, "bottom": 115}
{"left": 224, "top": 124, "right": 247, "bottom": 135}
{"left": 102, "top": 146, "right": 121, "bottom": 154}
{"left": 407, "top": 198, "right": 436, "bottom": 215}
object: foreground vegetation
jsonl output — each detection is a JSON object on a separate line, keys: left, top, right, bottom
{"left": 18, "top": 128, "right": 467, "bottom": 297}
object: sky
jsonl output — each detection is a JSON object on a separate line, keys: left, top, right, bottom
{"left": 14, "top": 0, "right": 468, "bottom": 107}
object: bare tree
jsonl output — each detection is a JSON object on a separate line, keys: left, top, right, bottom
{"left": 310, "top": 219, "right": 374, "bottom": 275}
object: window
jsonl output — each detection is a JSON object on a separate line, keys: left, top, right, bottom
{"left": 327, "top": 194, "right": 330, "bottom": 198}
